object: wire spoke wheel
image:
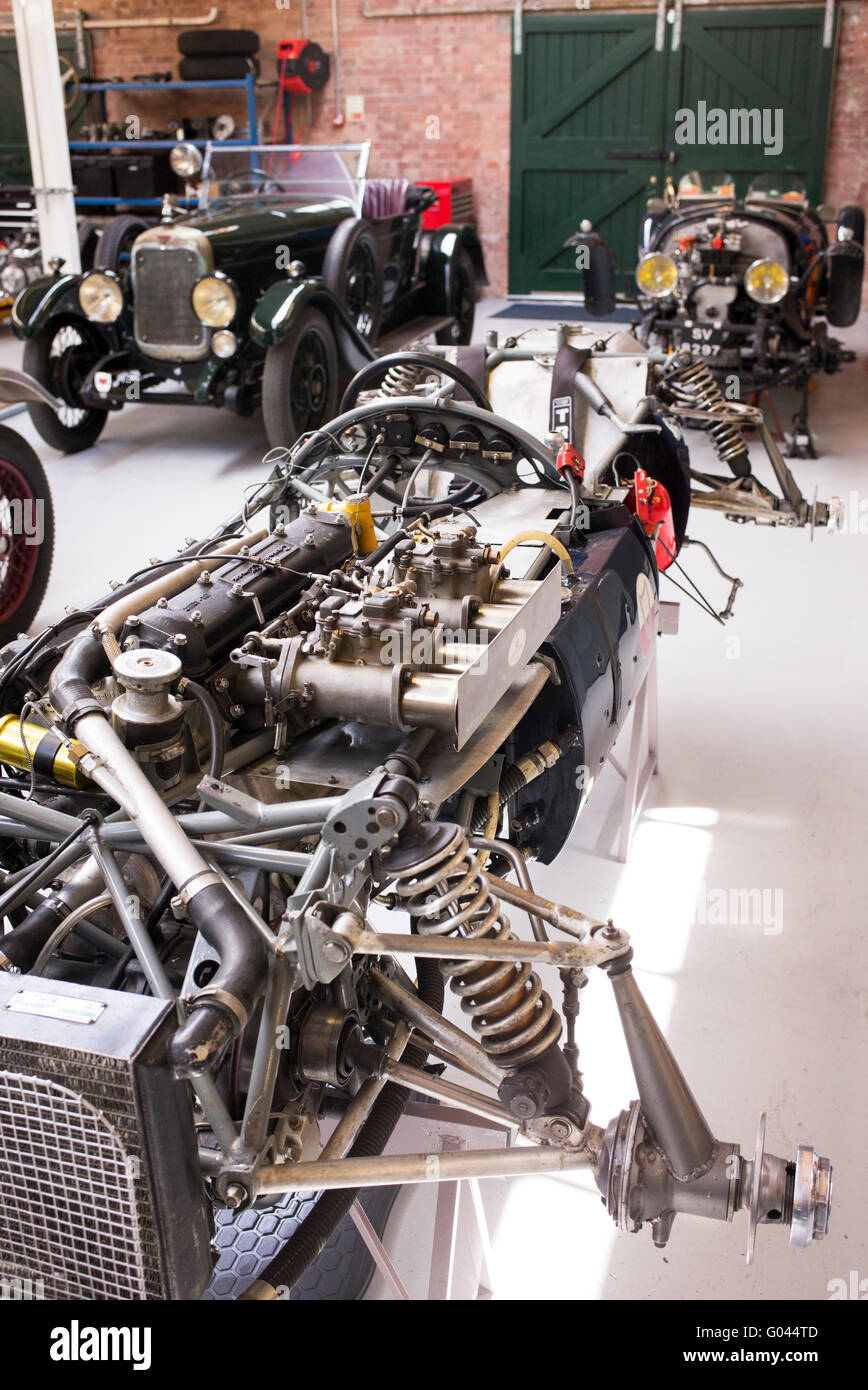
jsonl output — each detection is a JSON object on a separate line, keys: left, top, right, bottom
{"left": 0, "top": 458, "right": 40, "bottom": 623}
{"left": 0, "top": 427, "right": 54, "bottom": 641}
{"left": 289, "top": 325, "right": 332, "bottom": 433}
{"left": 344, "top": 241, "right": 379, "bottom": 338}
{"left": 436, "top": 250, "right": 477, "bottom": 346}
{"left": 22, "top": 315, "right": 109, "bottom": 452}
{"left": 47, "top": 323, "right": 97, "bottom": 429}
{"left": 262, "top": 307, "right": 339, "bottom": 450}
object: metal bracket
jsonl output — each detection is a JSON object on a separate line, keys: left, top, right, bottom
{"left": 319, "top": 771, "right": 409, "bottom": 872}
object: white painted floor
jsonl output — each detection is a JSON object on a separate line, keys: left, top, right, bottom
{"left": 1, "top": 301, "right": 865, "bottom": 1303}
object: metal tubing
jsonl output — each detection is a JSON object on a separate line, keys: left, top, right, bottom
{"left": 609, "top": 967, "right": 718, "bottom": 1181}
{"left": 256, "top": 1143, "right": 592, "bottom": 1195}
{"left": 204, "top": 860, "right": 279, "bottom": 953}
{"left": 320, "top": 1021, "right": 413, "bottom": 1160}
{"left": 483, "top": 872, "right": 604, "bottom": 940}
{"left": 760, "top": 422, "right": 805, "bottom": 512}
{"left": 87, "top": 834, "right": 175, "bottom": 1001}
{"left": 193, "top": 1070, "right": 239, "bottom": 1157}
{"left": 383, "top": 1059, "right": 516, "bottom": 1130}
{"left": 240, "top": 958, "right": 297, "bottom": 1152}
{"left": 76, "top": 714, "right": 211, "bottom": 895}
{"left": 368, "top": 967, "right": 501, "bottom": 1086}
{"left": 469, "top": 837, "right": 547, "bottom": 941}
{"left": 354, "top": 927, "right": 605, "bottom": 969}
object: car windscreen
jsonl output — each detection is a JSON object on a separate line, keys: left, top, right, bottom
{"left": 746, "top": 173, "right": 808, "bottom": 206}
{"left": 199, "top": 144, "right": 369, "bottom": 211}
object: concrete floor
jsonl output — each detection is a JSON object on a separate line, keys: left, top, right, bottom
{"left": 0, "top": 302, "right": 865, "bottom": 1302}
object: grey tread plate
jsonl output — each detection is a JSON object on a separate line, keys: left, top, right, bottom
{"left": 202, "top": 1185, "right": 400, "bottom": 1301}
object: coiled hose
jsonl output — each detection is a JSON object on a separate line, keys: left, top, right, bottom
{"left": 254, "top": 958, "right": 444, "bottom": 1294}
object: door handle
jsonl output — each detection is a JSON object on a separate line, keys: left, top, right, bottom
{"left": 606, "top": 147, "right": 666, "bottom": 161}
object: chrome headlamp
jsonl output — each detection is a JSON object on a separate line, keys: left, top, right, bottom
{"left": 191, "top": 272, "right": 238, "bottom": 329}
{"left": 743, "top": 258, "right": 788, "bottom": 305}
{"left": 169, "top": 142, "right": 203, "bottom": 180}
{"left": 78, "top": 270, "right": 124, "bottom": 324}
{"left": 636, "top": 252, "right": 678, "bottom": 298}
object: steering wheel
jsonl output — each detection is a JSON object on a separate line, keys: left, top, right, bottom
{"left": 288, "top": 395, "right": 563, "bottom": 502}
{"left": 223, "top": 167, "right": 281, "bottom": 195}
{"left": 340, "top": 352, "right": 492, "bottom": 413}
{"left": 59, "top": 56, "right": 80, "bottom": 112}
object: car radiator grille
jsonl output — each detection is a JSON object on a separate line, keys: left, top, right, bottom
{"left": 0, "top": 976, "right": 213, "bottom": 1301}
{"left": 133, "top": 244, "right": 208, "bottom": 353}
{"left": 0, "top": 1051, "right": 157, "bottom": 1299}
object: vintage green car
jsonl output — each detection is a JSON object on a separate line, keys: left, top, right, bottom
{"left": 12, "top": 143, "right": 487, "bottom": 452}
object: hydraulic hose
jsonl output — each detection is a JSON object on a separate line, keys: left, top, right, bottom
{"left": 252, "top": 958, "right": 444, "bottom": 1294}
{"left": 182, "top": 679, "right": 226, "bottom": 783}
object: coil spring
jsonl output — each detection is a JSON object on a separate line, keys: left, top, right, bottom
{"left": 669, "top": 359, "right": 750, "bottom": 473}
{"left": 392, "top": 824, "right": 562, "bottom": 1070}
{"left": 380, "top": 361, "right": 424, "bottom": 397}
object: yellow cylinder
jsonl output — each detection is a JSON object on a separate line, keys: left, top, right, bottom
{"left": 0, "top": 714, "right": 91, "bottom": 789}
{"left": 323, "top": 494, "right": 377, "bottom": 555}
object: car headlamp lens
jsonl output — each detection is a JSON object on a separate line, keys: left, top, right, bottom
{"left": 743, "top": 258, "right": 789, "bottom": 305}
{"left": 170, "top": 142, "right": 203, "bottom": 179}
{"left": 211, "top": 329, "right": 237, "bottom": 359}
{"left": 636, "top": 253, "right": 678, "bottom": 298}
{"left": 191, "top": 274, "right": 238, "bottom": 328}
{"left": 0, "top": 263, "right": 27, "bottom": 298}
{"left": 78, "top": 270, "right": 124, "bottom": 323}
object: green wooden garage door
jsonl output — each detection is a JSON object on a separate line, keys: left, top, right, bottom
{"left": 509, "top": 7, "right": 838, "bottom": 295}
{"left": 0, "top": 35, "right": 91, "bottom": 184}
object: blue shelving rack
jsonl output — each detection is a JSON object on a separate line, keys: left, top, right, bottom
{"left": 69, "top": 73, "right": 258, "bottom": 210}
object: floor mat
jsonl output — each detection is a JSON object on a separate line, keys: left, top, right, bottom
{"left": 202, "top": 1185, "right": 401, "bottom": 1301}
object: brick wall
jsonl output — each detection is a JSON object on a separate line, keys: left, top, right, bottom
{"left": 2, "top": 1, "right": 866, "bottom": 297}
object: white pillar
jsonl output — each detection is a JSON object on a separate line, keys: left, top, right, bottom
{"left": 12, "top": 0, "right": 80, "bottom": 274}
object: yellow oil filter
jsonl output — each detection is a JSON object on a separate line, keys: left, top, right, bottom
{"left": 0, "top": 714, "right": 90, "bottom": 789}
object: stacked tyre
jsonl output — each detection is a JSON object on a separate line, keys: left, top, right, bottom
{"left": 177, "top": 29, "right": 260, "bottom": 82}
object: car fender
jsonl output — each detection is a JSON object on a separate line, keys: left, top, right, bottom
{"left": 11, "top": 274, "right": 85, "bottom": 339}
{"left": 0, "top": 366, "right": 63, "bottom": 412}
{"left": 250, "top": 278, "right": 376, "bottom": 373}
{"left": 422, "top": 225, "right": 489, "bottom": 314}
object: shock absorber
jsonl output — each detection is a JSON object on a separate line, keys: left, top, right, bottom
{"left": 666, "top": 358, "right": 751, "bottom": 477}
{"left": 386, "top": 821, "right": 573, "bottom": 1118}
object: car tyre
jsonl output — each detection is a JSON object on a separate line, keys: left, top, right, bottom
{"left": 95, "top": 215, "right": 149, "bottom": 277}
{"left": 435, "top": 249, "right": 477, "bottom": 345}
{"left": 22, "top": 317, "right": 109, "bottom": 454}
{"left": 322, "top": 218, "right": 383, "bottom": 341}
{"left": 0, "top": 425, "right": 54, "bottom": 643}
{"left": 262, "top": 307, "right": 339, "bottom": 450}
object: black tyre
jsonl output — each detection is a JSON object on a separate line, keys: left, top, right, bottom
{"left": 262, "top": 307, "right": 339, "bottom": 449}
{"left": 178, "top": 56, "right": 260, "bottom": 80}
{"left": 22, "top": 317, "right": 109, "bottom": 454}
{"left": 837, "top": 205, "right": 865, "bottom": 247}
{"left": 322, "top": 219, "right": 383, "bottom": 341}
{"left": 0, "top": 425, "right": 54, "bottom": 642}
{"left": 178, "top": 29, "right": 259, "bottom": 57}
{"left": 94, "top": 214, "right": 148, "bottom": 277}
{"left": 825, "top": 241, "right": 864, "bottom": 329}
{"left": 435, "top": 249, "right": 477, "bottom": 345}
{"left": 77, "top": 218, "right": 99, "bottom": 271}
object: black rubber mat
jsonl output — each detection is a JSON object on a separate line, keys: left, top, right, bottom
{"left": 202, "top": 1185, "right": 401, "bottom": 1301}
{"left": 488, "top": 302, "right": 637, "bottom": 323}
